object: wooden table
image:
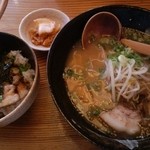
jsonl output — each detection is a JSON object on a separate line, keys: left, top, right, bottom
{"left": 0, "top": 1, "right": 149, "bottom": 150}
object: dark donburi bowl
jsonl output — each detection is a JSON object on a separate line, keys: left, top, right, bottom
{"left": 0, "top": 32, "right": 39, "bottom": 127}
{"left": 47, "top": 5, "right": 150, "bottom": 150}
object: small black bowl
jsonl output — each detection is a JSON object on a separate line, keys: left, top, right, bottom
{"left": 47, "top": 5, "right": 150, "bottom": 150}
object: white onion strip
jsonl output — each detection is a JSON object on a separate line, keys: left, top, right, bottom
{"left": 117, "top": 64, "right": 132, "bottom": 101}
{"left": 115, "top": 64, "right": 122, "bottom": 81}
{"left": 108, "top": 60, "right": 116, "bottom": 102}
{"left": 132, "top": 67, "right": 148, "bottom": 75}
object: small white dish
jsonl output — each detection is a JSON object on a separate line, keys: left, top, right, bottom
{"left": 19, "top": 8, "right": 70, "bottom": 51}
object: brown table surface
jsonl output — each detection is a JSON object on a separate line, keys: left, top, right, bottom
{"left": 0, "top": 0, "right": 149, "bottom": 150}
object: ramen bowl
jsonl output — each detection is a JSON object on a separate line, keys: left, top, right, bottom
{"left": 47, "top": 5, "right": 150, "bottom": 149}
{"left": 0, "top": 32, "right": 39, "bottom": 127}
{"left": 19, "top": 8, "right": 70, "bottom": 51}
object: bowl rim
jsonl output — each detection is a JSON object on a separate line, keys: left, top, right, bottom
{"left": 0, "top": 32, "right": 39, "bottom": 126}
{"left": 19, "top": 7, "right": 70, "bottom": 51}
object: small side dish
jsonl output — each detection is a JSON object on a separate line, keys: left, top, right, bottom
{"left": 19, "top": 8, "right": 70, "bottom": 51}
{"left": 0, "top": 50, "right": 35, "bottom": 118}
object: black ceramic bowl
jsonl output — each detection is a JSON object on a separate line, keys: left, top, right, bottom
{"left": 47, "top": 5, "right": 150, "bottom": 150}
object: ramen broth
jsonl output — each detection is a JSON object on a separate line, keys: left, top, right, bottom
{"left": 63, "top": 29, "right": 150, "bottom": 138}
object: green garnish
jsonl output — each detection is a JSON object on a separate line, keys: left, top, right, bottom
{"left": 65, "top": 68, "right": 74, "bottom": 77}
{"left": 107, "top": 40, "right": 143, "bottom": 66}
{"left": 0, "top": 85, "right": 3, "bottom": 102}
{"left": 122, "top": 27, "right": 150, "bottom": 44}
{"left": 0, "top": 95, "right": 2, "bottom": 102}
{"left": 96, "top": 35, "right": 143, "bottom": 66}
{"left": 97, "top": 36, "right": 117, "bottom": 50}
{"left": 87, "top": 81, "right": 101, "bottom": 92}
{"left": 63, "top": 68, "right": 83, "bottom": 80}
{"left": 87, "top": 105, "right": 101, "bottom": 120}
{"left": 19, "top": 63, "right": 31, "bottom": 72}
